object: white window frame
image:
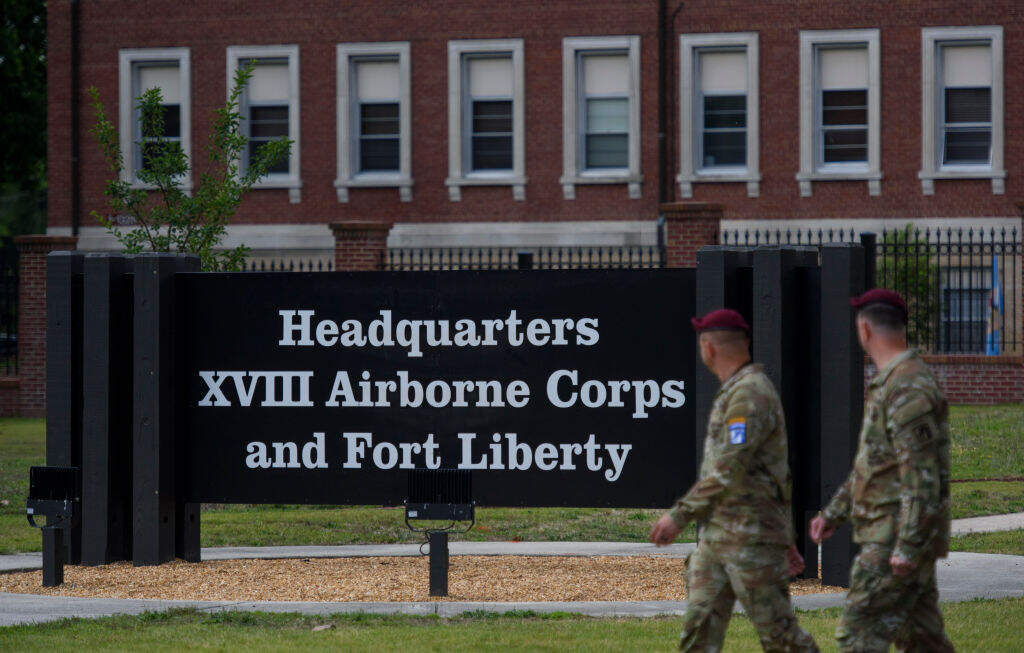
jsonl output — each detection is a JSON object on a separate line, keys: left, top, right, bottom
{"left": 335, "top": 42, "right": 412, "bottom": 203}
{"left": 919, "top": 26, "right": 1004, "bottom": 195}
{"left": 560, "top": 36, "right": 642, "bottom": 200}
{"left": 797, "top": 30, "right": 880, "bottom": 197}
{"left": 678, "top": 33, "right": 759, "bottom": 199}
{"left": 446, "top": 39, "right": 525, "bottom": 202}
{"left": 226, "top": 44, "right": 302, "bottom": 203}
{"left": 118, "top": 48, "right": 191, "bottom": 190}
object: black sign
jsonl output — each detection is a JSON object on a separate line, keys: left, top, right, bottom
{"left": 178, "top": 269, "right": 696, "bottom": 507}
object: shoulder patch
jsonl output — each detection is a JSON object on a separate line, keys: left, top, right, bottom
{"left": 728, "top": 417, "right": 747, "bottom": 445}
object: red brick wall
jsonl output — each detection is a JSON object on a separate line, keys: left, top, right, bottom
{"left": 922, "top": 355, "right": 1024, "bottom": 405}
{"left": 0, "top": 378, "right": 19, "bottom": 418}
{"left": 10, "top": 235, "right": 79, "bottom": 418}
{"left": 48, "top": 0, "right": 1024, "bottom": 232}
{"left": 331, "top": 222, "right": 389, "bottom": 271}
{"left": 662, "top": 202, "right": 722, "bottom": 268}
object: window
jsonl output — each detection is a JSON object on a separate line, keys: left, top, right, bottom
{"left": 940, "top": 267, "right": 991, "bottom": 353}
{"left": 226, "top": 45, "right": 301, "bottom": 203}
{"left": 941, "top": 46, "right": 992, "bottom": 165}
{"left": 581, "top": 54, "right": 630, "bottom": 169}
{"left": 920, "top": 27, "right": 1004, "bottom": 195}
{"left": 118, "top": 48, "right": 191, "bottom": 188}
{"left": 561, "top": 36, "right": 641, "bottom": 200}
{"left": 446, "top": 39, "right": 525, "bottom": 202}
{"left": 678, "top": 33, "right": 759, "bottom": 198}
{"left": 797, "top": 30, "right": 880, "bottom": 197}
{"left": 335, "top": 42, "right": 412, "bottom": 202}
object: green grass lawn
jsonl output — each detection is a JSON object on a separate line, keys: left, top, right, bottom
{"left": 949, "top": 530, "right": 1024, "bottom": 556}
{"left": 2, "top": 599, "right": 1023, "bottom": 651}
{"left": 1, "top": 406, "right": 1022, "bottom": 554}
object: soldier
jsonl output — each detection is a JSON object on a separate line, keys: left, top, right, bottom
{"left": 650, "top": 308, "right": 818, "bottom": 653}
{"left": 810, "top": 289, "right": 954, "bottom": 652}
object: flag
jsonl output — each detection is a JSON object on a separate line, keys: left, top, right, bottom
{"left": 986, "top": 254, "right": 1003, "bottom": 355}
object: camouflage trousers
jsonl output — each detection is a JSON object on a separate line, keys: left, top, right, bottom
{"left": 679, "top": 540, "right": 819, "bottom": 652}
{"left": 836, "top": 544, "right": 954, "bottom": 652}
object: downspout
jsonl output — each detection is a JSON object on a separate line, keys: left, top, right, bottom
{"left": 657, "top": 0, "right": 667, "bottom": 204}
{"left": 71, "top": 0, "right": 81, "bottom": 237}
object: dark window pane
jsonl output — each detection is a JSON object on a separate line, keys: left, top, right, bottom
{"left": 824, "top": 128, "right": 867, "bottom": 162}
{"left": 585, "top": 133, "right": 628, "bottom": 168}
{"left": 360, "top": 137, "right": 400, "bottom": 172}
{"left": 702, "top": 131, "right": 745, "bottom": 167}
{"left": 249, "top": 105, "right": 289, "bottom": 138}
{"left": 945, "top": 88, "right": 991, "bottom": 123}
{"left": 943, "top": 128, "right": 991, "bottom": 164}
{"left": 471, "top": 135, "right": 512, "bottom": 170}
{"left": 249, "top": 140, "right": 289, "bottom": 174}
{"left": 703, "top": 95, "right": 746, "bottom": 129}
{"left": 360, "top": 103, "right": 399, "bottom": 136}
{"left": 472, "top": 100, "right": 512, "bottom": 134}
{"left": 822, "top": 90, "right": 867, "bottom": 126}
{"left": 162, "top": 105, "right": 181, "bottom": 138}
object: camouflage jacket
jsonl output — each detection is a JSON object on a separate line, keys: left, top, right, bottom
{"left": 668, "top": 363, "right": 796, "bottom": 546}
{"left": 823, "top": 349, "right": 951, "bottom": 564}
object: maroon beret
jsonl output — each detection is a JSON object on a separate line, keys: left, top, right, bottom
{"left": 850, "top": 288, "right": 908, "bottom": 318}
{"left": 691, "top": 308, "right": 750, "bottom": 334}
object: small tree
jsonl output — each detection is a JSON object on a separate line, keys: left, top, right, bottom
{"left": 877, "top": 225, "right": 940, "bottom": 350}
{"left": 88, "top": 63, "right": 292, "bottom": 271}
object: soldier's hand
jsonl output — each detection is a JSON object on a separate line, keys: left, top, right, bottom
{"left": 649, "top": 514, "right": 681, "bottom": 547}
{"left": 809, "top": 515, "right": 835, "bottom": 543}
{"left": 889, "top": 554, "right": 916, "bottom": 576}
{"left": 786, "top": 545, "right": 805, "bottom": 576}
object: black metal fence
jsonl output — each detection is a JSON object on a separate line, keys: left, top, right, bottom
{"left": 0, "top": 244, "right": 18, "bottom": 375}
{"left": 721, "top": 226, "right": 1021, "bottom": 355}
{"left": 244, "top": 258, "right": 334, "bottom": 272}
{"left": 384, "top": 245, "right": 664, "bottom": 271}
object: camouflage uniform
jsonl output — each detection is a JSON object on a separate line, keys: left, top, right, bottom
{"left": 822, "top": 349, "right": 953, "bottom": 653}
{"left": 669, "top": 363, "right": 818, "bottom": 652}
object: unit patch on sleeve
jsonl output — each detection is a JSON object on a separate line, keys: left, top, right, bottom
{"left": 728, "top": 417, "right": 747, "bottom": 445}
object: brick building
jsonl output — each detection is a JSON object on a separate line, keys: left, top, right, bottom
{"left": 33, "top": 0, "right": 1024, "bottom": 405}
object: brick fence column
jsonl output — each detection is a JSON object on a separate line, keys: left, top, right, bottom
{"left": 661, "top": 202, "right": 723, "bottom": 268}
{"left": 330, "top": 221, "right": 391, "bottom": 271}
{"left": 14, "top": 235, "right": 78, "bottom": 417}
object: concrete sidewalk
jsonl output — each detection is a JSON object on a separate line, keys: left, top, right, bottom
{"left": 1, "top": 551, "right": 1021, "bottom": 626}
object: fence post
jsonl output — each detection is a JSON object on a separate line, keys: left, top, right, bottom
{"left": 859, "top": 232, "right": 877, "bottom": 289}
{"left": 45, "top": 250, "right": 85, "bottom": 565}
{"left": 662, "top": 203, "right": 723, "bottom": 268}
{"left": 819, "top": 243, "right": 865, "bottom": 586}
{"left": 330, "top": 221, "right": 392, "bottom": 271}
{"left": 517, "top": 251, "right": 533, "bottom": 270}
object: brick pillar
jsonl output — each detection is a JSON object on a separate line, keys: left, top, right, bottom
{"left": 330, "top": 221, "right": 391, "bottom": 271}
{"left": 661, "top": 202, "right": 723, "bottom": 268}
{"left": 14, "top": 235, "right": 78, "bottom": 417}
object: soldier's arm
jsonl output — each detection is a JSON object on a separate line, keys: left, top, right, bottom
{"left": 668, "top": 393, "right": 771, "bottom": 528}
{"left": 821, "top": 475, "right": 854, "bottom": 527}
{"left": 889, "top": 388, "right": 943, "bottom": 565}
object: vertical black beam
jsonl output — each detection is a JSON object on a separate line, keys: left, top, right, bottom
{"left": 428, "top": 531, "right": 450, "bottom": 596}
{"left": 133, "top": 253, "right": 198, "bottom": 566}
{"left": 173, "top": 257, "right": 201, "bottom": 562}
{"left": 517, "top": 251, "right": 534, "bottom": 271}
{"left": 752, "top": 247, "right": 819, "bottom": 578}
{"left": 41, "top": 529, "right": 66, "bottom": 587}
{"left": 694, "top": 247, "right": 752, "bottom": 468}
{"left": 82, "top": 254, "right": 133, "bottom": 564}
{"left": 819, "top": 244, "right": 865, "bottom": 587}
{"left": 45, "top": 251, "right": 84, "bottom": 564}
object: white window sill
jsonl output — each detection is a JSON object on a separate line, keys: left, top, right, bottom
{"left": 128, "top": 179, "right": 194, "bottom": 193}
{"left": 445, "top": 174, "right": 527, "bottom": 202}
{"left": 335, "top": 175, "right": 413, "bottom": 203}
{"left": 252, "top": 177, "right": 303, "bottom": 203}
{"left": 677, "top": 172, "right": 760, "bottom": 198}
{"left": 796, "top": 170, "right": 882, "bottom": 197}
{"left": 560, "top": 172, "right": 643, "bottom": 200}
{"left": 918, "top": 168, "right": 1005, "bottom": 195}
